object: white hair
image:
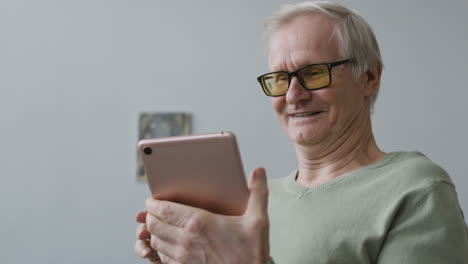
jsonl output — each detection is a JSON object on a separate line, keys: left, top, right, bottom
{"left": 264, "top": 1, "right": 383, "bottom": 110}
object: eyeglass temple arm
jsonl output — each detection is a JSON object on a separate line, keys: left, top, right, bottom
{"left": 328, "top": 59, "right": 350, "bottom": 68}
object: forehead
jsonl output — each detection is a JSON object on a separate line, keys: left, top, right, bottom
{"left": 268, "top": 14, "right": 340, "bottom": 71}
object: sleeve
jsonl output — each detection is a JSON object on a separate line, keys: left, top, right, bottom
{"left": 376, "top": 182, "right": 468, "bottom": 263}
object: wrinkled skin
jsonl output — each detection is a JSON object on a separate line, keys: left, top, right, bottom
{"left": 134, "top": 168, "right": 270, "bottom": 264}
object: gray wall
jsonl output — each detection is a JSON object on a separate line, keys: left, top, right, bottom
{"left": 1, "top": 0, "right": 467, "bottom": 263}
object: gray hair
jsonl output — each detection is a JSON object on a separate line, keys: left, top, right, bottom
{"left": 264, "top": 1, "right": 383, "bottom": 110}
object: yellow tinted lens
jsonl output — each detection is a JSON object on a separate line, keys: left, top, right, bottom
{"left": 299, "top": 64, "right": 330, "bottom": 89}
{"left": 261, "top": 73, "right": 289, "bottom": 95}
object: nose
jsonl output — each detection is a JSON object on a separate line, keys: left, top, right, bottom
{"left": 285, "top": 76, "right": 311, "bottom": 104}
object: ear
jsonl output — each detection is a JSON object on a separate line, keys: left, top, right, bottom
{"left": 362, "top": 64, "right": 382, "bottom": 97}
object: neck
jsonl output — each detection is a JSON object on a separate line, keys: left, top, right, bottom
{"left": 294, "top": 112, "right": 385, "bottom": 188}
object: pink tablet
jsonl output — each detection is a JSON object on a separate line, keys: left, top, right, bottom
{"left": 138, "top": 132, "right": 248, "bottom": 216}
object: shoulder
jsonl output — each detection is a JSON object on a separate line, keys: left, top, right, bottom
{"left": 380, "top": 151, "right": 454, "bottom": 188}
{"left": 361, "top": 151, "right": 458, "bottom": 211}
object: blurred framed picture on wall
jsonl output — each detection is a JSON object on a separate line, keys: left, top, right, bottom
{"left": 137, "top": 112, "right": 192, "bottom": 181}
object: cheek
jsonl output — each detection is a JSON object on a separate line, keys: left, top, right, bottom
{"left": 329, "top": 86, "right": 363, "bottom": 125}
{"left": 270, "top": 97, "right": 284, "bottom": 116}
{"left": 317, "top": 88, "right": 344, "bottom": 125}
{"left": 316, "top": 88, "right": 338, "bottom": 110}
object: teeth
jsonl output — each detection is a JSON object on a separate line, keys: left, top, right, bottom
{"left": 294, "top": 112, "right": 320, "bottom": 117}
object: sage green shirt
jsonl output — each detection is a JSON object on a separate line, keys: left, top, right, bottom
{"left": 268, "top": 152, "right": 468, "bottom": 263}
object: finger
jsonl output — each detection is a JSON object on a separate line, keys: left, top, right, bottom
{"left": 137, "top": 223, "right": 151, "bottom": 240}
{"left": 245, "top": 167, "right": 269, "bottom": 216}
{"left": 135, "top": 239, "right": 153, "bottom": 258}
{"left": 158, "top": 252, "right": 179, "bottom": 264}
{"left": 146, "top": 214, "right": 182, "bottom": 244}
{"left": 152, "top": 235, "right": 184, "bottom": 263}
{"left": 136, "top": 210, "right": 147, "bottom": 223}
{"left": 147, "top": 252, "right": 163, "bottom": 264}
{"left": 146, "top": 198, "right": 201, "bottom": 228}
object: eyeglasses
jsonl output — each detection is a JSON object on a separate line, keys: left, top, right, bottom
{"left": 256, "top": 59, "right": 350, "bottom": 97}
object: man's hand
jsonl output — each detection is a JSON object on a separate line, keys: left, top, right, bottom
{"left": 135, "top": 211, "right": 162, "bottom": 263}
{"left": 137, "top": 167, "right": 270, "bottom": 264}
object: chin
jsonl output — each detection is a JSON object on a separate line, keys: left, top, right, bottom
{"left": 288, "top": 129, "right": 325, "bottom": 145}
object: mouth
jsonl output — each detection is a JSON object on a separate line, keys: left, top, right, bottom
{"left": 290, "top": 111, "right": 323, "bottom": 118}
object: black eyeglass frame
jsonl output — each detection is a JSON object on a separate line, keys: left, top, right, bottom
{"left": 256, "top": 59, "right": 350, "bottom": 97}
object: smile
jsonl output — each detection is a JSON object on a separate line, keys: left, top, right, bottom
{"left": 291, "top": 111, "right": 323, "bottom": 118}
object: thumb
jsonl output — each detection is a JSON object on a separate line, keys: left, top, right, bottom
{"left": 245, "top": 167, "right": 269, "bottom": 216}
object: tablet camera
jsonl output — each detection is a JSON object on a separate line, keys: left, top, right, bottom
{"left": 143, "top": 147, "right": 152, "bottom": 155}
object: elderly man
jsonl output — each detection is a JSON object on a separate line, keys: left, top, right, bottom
{"left": 135, "top": 1, "right": 468, "bottom": 263}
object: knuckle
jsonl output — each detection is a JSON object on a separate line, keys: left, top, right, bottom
{"left": 146, "top": 217, "right": 164, "bottom": 237}
{"left": 179, "top": 237, "right": 192, "bottom": 251}
{"left": 158, "top": 202, "right": 173, "bottom": 220}
{"left": 185, "top": 214, "right": 205, "bottom": 234}
{"left": 146, "top": 219, "right": 156, "bottom": 234}
{"left": 150, "top": 237, "right": 159, "bottom": 251}
{"left": 177, "top": 233, "right": 199, "bottom": 257}
{"left": 134, "top": 240, "right": 147, "bottom": 257}
{"left": 146, "top": 213, "right": 154, "bottom": 226}
{"left": 136, "top": 224, "right": 146, "bottom": 238}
